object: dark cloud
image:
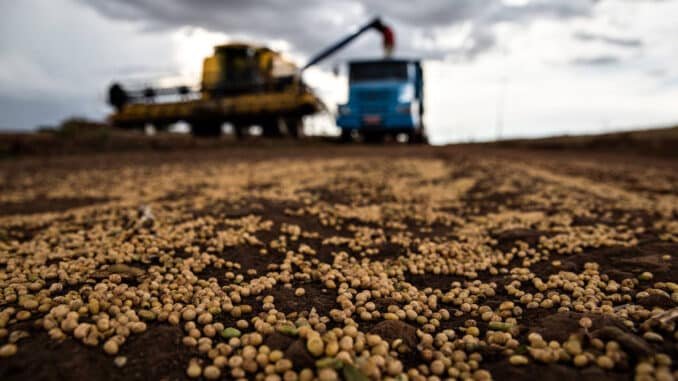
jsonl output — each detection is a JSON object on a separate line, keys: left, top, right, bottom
{"left": 573, "top": 30, "right": 642, "bottom": 47}
{"left": 571, "top": 54, "right": 621, "bottom": 66}
{"left": 79, "top": 0, "right": 597, "bottom": 61}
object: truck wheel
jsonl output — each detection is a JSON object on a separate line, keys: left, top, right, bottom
{"left": 340, "top": 129, "right": 353, "bottom": 143}
{"left": 408, "top": 130, "right": 428, "bottom": 145}
{"left": 191, "top": 121, "right": 222, "bottom": 137}
{"left": 363, "top": 132, "right": 384, "bottom": 144}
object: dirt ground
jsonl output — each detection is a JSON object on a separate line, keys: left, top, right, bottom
{"left": 0, "top": 144, "right": 676, "bottom": 381}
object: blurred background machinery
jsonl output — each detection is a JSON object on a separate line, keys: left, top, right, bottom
{"left": 106, "top": 17, "right": 423, "bottom": 142}
{"left": 108, "top": 43, "right": 317, "bottom": 138}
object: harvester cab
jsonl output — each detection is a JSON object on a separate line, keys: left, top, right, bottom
{"left": 200, "top": 44, "right": 298, "bottom": 98}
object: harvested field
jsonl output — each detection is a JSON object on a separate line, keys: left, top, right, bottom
{"left": 0, "top": 144, "right": 676, "bottom": 381}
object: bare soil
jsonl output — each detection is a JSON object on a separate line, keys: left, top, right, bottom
{"left": 0, "top": 142, "right": 676, "bottom": 380}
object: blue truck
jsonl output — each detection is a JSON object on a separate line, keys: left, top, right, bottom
{"left": 337, "top": 59, "right": 426, "bottom": 143}
{"left": 299, "top": 17, "right": 426, "bottom": 143}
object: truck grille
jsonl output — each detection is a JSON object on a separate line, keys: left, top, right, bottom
{"left": 361, "top": 103, "right": 388, "bottom": 113}
{"left": 356, "top": 90, "right": 391, "bottom": 102}
{"left": 355, "top": 90, "right": 391, "bottom": 113}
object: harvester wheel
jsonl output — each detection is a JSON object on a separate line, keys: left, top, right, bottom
{"left": 261, "top": 119, "right": 283, "bottom": 138}
{"left": 154, "top": 123, "right": 171, "bottom": 132}
{"left": 233, "top": 124, "right": 247, "bottom": 139}
{"left": 285, "top": 117, "right": 303, "bottom": 139}
{"left": 191, "top": 121, "right": 222, "bottom": 137}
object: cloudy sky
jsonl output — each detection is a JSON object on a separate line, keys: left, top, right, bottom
{"left": 2, "top": 0, "right": 677, "bottom": 143}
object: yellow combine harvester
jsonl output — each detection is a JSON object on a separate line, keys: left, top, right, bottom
{"left": 107, "top": 18, "right": 394, "bottom": 138}
{"left": 108, "top": 43, "right": 320, "bottom": 137}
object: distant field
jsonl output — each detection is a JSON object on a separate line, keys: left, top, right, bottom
{"left": 488, "top": 126, "right": 678, "bottom": 157}
{"left": 1, "top": 123, "right": 677, "bottom": 158}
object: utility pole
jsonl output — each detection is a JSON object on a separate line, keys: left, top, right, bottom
{"left": 495, "top": 47, "right": 509, "bottom": 141}
{"left": 495, "top": 75, "right": 507, "bottom": 141}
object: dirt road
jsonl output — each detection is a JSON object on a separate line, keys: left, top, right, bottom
{"left": 0, "top": 145, "right": 676, "bottom": 380}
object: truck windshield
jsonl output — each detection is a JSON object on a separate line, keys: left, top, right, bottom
{"left": 349, "top": 62, "right": 408, "bottom": 82}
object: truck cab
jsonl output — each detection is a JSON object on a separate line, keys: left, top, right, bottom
{"left": 337, "top": 59, "right": 425, "bottom": 142}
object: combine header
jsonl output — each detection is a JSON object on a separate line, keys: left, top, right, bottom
{"left": 107, "top": 18, "right": 410, "bottom": 139}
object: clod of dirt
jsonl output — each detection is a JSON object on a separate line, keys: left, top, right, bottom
{"left": 618, "top": 254, "right": 670, "bottom": 273}
{"left": 636, "top": 293, "right": 676, "bottom": 309}
{"left": 137, "top": 205, "right": 155, "bottom": 228}
{"left": 591, "top": 326, "right": 653, "bottom": 357}
{"left": 368, "top": 320, "right": 418, "bottom": 351}
{"left": 284, "top": 340, "right": 315, "bottom": 369}
{"left": 486, "top": 361, "right": 621, "bottom": 381}
{"left": 531, "top": 311, "right": 626, "bottom": 342}
{"left": 495, "top": 228, "right": 543, "bottom": 248}
{"left": 641, "top": 307, "right": 678, "bottom": 331}
{"left": 0, "top": 197, "right": 110, "bottom": 216}
{"left": 264, "top": 332, "right": 295, "bottom": 351}
{"left": 604, "top": 269, "right": 634, "bottom": 282}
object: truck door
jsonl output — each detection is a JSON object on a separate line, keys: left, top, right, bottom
{"left": 415, "top": 62, "right": 424, "bottom": 117}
